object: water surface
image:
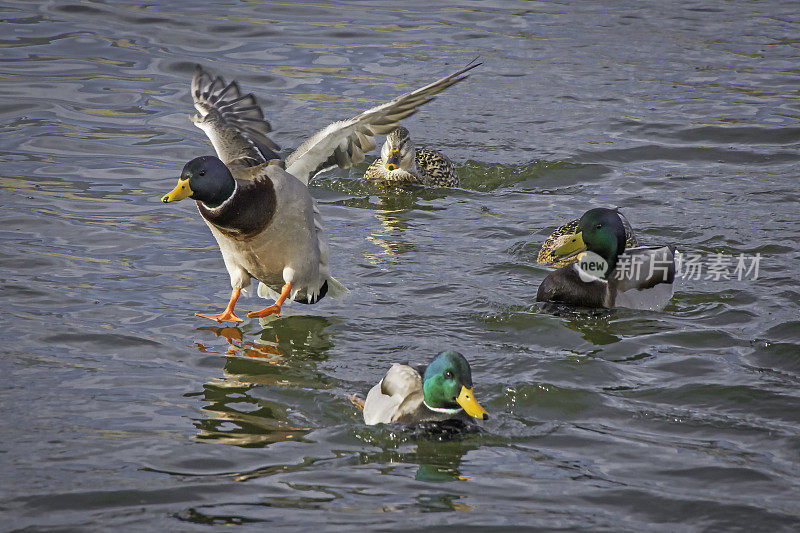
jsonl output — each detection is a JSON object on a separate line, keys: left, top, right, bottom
{"left": 2, "top": 0, "right": 799, "bottom": 530}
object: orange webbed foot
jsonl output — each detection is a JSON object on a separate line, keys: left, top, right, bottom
{"left": 196, "top": 288, "right": 244, "bottom": 323}
{"left": 247, "top": 282, "right": 292, "bottom": 319}
{"left": 246, "top": 304, "right": 281, "bottom": 319}
{"left": 349, "top": 395, "right": 365, "bottom": 412}
{"left": 195, "top": 310, "right": 245, "bottom": 323}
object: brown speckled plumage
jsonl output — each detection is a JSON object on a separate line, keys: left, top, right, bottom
{"left": 537, "top": 216, "right": 638, "bottom": 267}
{"left": 364, "top": 127, "right": 459, "bottom": 187}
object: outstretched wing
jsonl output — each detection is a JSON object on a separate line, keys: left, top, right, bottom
{"left": 190, "top": 65, "right": 281, "bottom": 168}
{"left": 285, "top": 61, "right": 481, "bottom": 185}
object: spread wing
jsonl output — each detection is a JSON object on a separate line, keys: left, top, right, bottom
{"left": 285, "top": 61, "right": 481, "bottom": 185}
{"left": 190, "top": 65, "right": 281, "bottom": 168}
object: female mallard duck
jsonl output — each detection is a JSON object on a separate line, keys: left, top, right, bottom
{"left": 537, "top": 212, "right": 638, "bottom": 267}
{"left": 364, "top": 126, "right": 459, "bottom": 187}
{"left": 363, "top": 350, "right": 488, "bottom": 425}
{"left": 536, "top": 208, "right": 676, "bottom": 311}
{"left": 162, "top": 63, "right": 479, "bottom": 322}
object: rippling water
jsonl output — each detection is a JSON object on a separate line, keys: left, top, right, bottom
{"left": 2, "top": 0, "right": 799, "bottom": 530}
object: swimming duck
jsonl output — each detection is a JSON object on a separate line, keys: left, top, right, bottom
{"left": 162, "top": 63, "right": 478, "bottom": 322}
{"left": 536, "top": 208, "right": 676, "bottom": 310}
{"left": 537, "top": 212, "right": 638, "bottom": 267}
{"left": 363, "top": 350, "right": 488, "bottom": 425}
{"left": 364, "top": 126, "right": 459, "bottom": 187}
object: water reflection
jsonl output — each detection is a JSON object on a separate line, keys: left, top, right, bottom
{"left": 542, "top": 305, "right": 621, "bottom": 345}
{"left": 415, "top": 493, "right": 473, "bottom": 512}
{"left": 357, "top": 423, "right": 481, "bottom": 483}
{"left": 413, "top": 436, "right": 478, "bottom": 483}
{"left": 369, "top": 189, "right": 451, "bottom": 262}
{"left": 188, "top": 316, "right": 337, "bottom": 447}
{"left": 195, "top": 315, "right": 337, "bottom": 359}
{"left": 192, "top": 379, "right": 311, "bottom": 447}
{"left": 359, "top": 189, "right": 421, "bottom": 263}
{"left": 538, "top": 303, "right": 672, "bottom": 353}
{"left": 317, "top": 175, "right": 455, "bottom": 262}
{"left": 367, "top": 205, "right": 415, "bottom": 262}
{"left": 457, "top": 159, "right": 595, "bottom": 192}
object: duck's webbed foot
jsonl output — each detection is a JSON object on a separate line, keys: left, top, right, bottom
{"left": 247, "top": 282, "right": 291, "bottom": 318}
{"left": 196, "top": 287, "right": 244, "bottom": 323}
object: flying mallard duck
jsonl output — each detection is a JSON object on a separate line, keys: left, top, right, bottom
{"left": 537, "top": 212, "right": 638, "bottom": 267}
{"left": 364, "top": 126, "right": 459, "bottom": 187}
{"left": 363, "top": 350, "right": 488, "bottom": 425}
{"left": 536, "top": 208, "right": 676, "bottom": 310}
{"left": 162, "top": 63, "right": 479, "bottom": 322}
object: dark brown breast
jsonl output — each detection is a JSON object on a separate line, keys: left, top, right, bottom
{"left": 536, "top": 264, "right": 609, "bottom": 308}
{"left": 197, "top": 176, "right": 276, "bottom": 241}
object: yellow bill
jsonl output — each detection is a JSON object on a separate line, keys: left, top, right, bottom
{"left": 161, "top": 179, "right": 192, "bottom": 203}
{"left": 553, "top": 231, "right": 587, "bottom": 258}
{"left": 456, "top": 386, "right": 488, "bottom": 420}
{"left": 385, "top": 149, "right": 400, "bottom": 171}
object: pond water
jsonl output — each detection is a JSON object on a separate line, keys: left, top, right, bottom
{"left": 2, "top": 0, "right": 799, "bottom": 530}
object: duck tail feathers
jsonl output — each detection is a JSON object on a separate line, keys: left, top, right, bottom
{"left": 326, "top": 276, "right": 349, "bottom": 298}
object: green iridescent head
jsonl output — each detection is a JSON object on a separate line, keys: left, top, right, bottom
{"left": 554, "top": 208, "right": 627, "bottom": 275}
{"left": 422, "top": 350, "right": 488, "bottom": 420}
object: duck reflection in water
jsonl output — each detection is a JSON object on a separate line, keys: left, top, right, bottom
{"left": 196, "top": 324, "right": 283, "bottom": 361}
{"left": 360, "top": 186, "right": 450, "bottom": 263}
{"left": 355, "top": 430, "right": 481, "bottom": 484}
{"left": 537, "top": 305, "right": 621, "bottom": 346}
{"left": 189, "top": 316, "right": 336, "bottom": 447}
{"left": 367, "top": 209, "right": 414, "bottom": 262}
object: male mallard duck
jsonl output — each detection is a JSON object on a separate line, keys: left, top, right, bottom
{"left": 536, "top": 208, "right": 676, "bottom": 310}
{"left": 364, "top": 126, "right": 459, "bottom": 187}
{"left": 537, "top": 212, "right": 638, "bottom": 267}
{"left": 363, "top": 350, "right": 488, "bottom": 425}
{"left": 162, "top": 63, "right": 479, "bottom": 322}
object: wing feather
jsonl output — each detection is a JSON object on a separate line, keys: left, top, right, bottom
{"left": 285, "top": 61, "right": 481, "bottom": 184}
{"left": 190, "top": 65, "right": 281, "bottom": 168}
{"left": 363, "top": 363, "right": 424, "bottom": 424}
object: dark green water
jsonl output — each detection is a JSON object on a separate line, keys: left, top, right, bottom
{"left": 2, "top": 1, "right": 799, "bottom": 530}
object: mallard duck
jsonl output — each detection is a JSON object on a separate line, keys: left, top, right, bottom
{"left": 538, "top": 212, "right": 638, "bottom": 267}
{"left": 162, "top": 63, "right": 479, "bottom": 322}
{"left": 364, "top": 126, "right": 459, "bottom": 187}
{"left": 536, "top": 208, "right": 676, "bottom": 310}
{"left": 363, "top": 350, "right": 488, "bottom": 425}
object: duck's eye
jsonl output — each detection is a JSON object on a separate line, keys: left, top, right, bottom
{"left": 444, "top": 371, "right": 453, "bottom": 379}
{"left": 596, "top": 223, "right": 602, "bottom": 229}
{"left": 199, "top": 170, "right": 206, "bottom": 176}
